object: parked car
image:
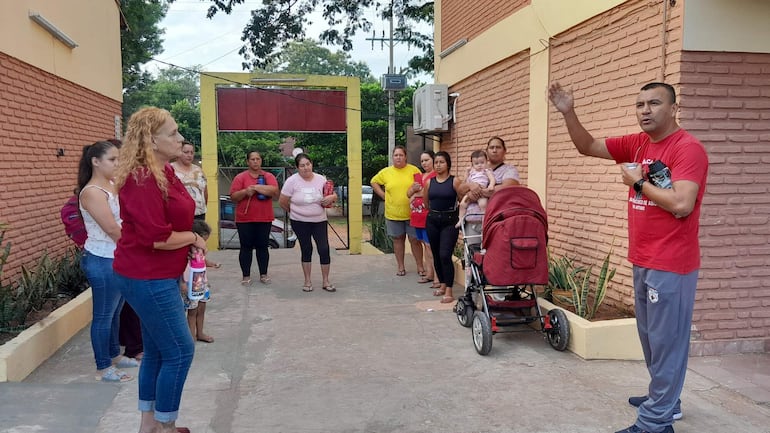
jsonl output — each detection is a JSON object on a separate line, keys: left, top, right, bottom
{"left": 219, "top": 219, "right": 296, "bottom": 249}
{"left": 219, "top": 195, "right": 296, "bottom": 249}
{"left": 362, "top": 185, "right": 373, "bottom": 205}
{"left": 362, "top": 185, "right": 373, "bottom": 216}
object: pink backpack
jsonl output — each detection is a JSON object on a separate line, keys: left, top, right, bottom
{"left": 60, "top": 195, "right": 87, "bottom": 248}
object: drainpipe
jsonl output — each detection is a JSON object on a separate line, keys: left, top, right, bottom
{"left": 658, "top": 0, "right": 674, "bottom": 81}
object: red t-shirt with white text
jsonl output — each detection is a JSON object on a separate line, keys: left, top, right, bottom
{"left": 606, "top": 129, "right": 708, "bottom": 274}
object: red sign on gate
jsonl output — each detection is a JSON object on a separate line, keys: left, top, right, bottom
{"left": 216, "top": 88, "right": 347, "bottom": 132}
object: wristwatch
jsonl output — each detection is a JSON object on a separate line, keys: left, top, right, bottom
{"left": 633, "top": 179, "right": 646, "bottom": 193}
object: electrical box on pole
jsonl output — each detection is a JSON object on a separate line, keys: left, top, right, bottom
{"left": 381, "top": 74, "right": 407, "bottom": 91}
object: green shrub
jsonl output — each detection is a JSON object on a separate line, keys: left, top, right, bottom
{"left": 0, "top": 223, "right": 88, "bottom": 331}
{"left": 548, "top": 246, "right": 616, "bottom": 320}
{"left": 369, "top": 213, "right": 393, "bottom": 253}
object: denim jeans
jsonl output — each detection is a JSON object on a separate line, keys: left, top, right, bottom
{"left": 115, "top": 273, "right": 194, "bottom": 423}
{"left": 81, "top": 252, "right": 123, "bottom": 370}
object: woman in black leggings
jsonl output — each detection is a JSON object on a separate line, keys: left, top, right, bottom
{"left": 279, "top": 153, "right": 338, "bottom": 292}
{"left": 424, "top": 151, "right": 462, "bottom": 303}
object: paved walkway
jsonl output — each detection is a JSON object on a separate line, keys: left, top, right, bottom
{"left": 1, "top": 247, "right": 769, "bottom": 433}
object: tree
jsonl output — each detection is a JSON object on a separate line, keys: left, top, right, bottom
{"left": 195, "top": 0, "right": 434, "bottom": 75}
{"left": 122, "top": 67, "right": 202, "bottom": 146}
{"left": 120, "top": 0, "right": 169, "bottom": 120}
{"left": 264, "top": 39, "right": 375, "bottom": 83}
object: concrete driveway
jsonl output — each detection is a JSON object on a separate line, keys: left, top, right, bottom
{"left": 4, "top": 247, "right": 769, "bottom": 433}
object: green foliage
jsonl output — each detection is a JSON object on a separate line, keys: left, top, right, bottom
{"left": 549, "top": 247, "right": 616, "bottom": 320}
{"left": 262, "top": 39, "right": 375, "bottom": 83}
{"left": 120, "top": 0, "right": 169, "bottom": 110}
{"left": 123, "top": 66, "right": 202, "bottom": 145}
{"left": 201, "top": 0, "right": 435, "bottom": 75}
{"left": 0, "top": 231, "right": 89, "bottom": 331}
{"left": 369, "top": 212, "right": 393, "bottom": 253}
{"left": 546, "top": 250, "right": 586, "bottom": 301}
{"left": 217, "top": 132, "right": 286, "bottom": 168}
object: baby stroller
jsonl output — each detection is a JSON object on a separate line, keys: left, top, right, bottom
{"left": 454, "top": 186, "right": 570, "bottom": 355}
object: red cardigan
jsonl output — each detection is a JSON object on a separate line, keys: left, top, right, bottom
{"left": 114, "top": 164, "right": 195, "bottom": 279}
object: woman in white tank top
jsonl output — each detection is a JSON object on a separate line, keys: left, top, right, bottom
{"left": 77, "top": 140, "right": 135, "bottom": 382}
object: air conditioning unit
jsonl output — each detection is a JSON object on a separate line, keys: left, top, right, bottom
{"left": 412, "top": 84, "right": 449, "bottom": 134}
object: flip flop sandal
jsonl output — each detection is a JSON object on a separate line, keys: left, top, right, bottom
{"left": 241, "top": 278, "right": 252, "bottom": 286}
{"left": 115, "top": 356, "right": 140, "bottom": 368}
{"left": 432, "top": 289, "right": 446, "bottom": 297}
{"left": 418, "top": 270, "right": 427, "bottom": 277}
{"left": 302, "top": 285, "right": 314, "bottom": 292}
{"left": 322, "top": 285, "right": 337, "bottom": 292}
{"left": 396, "top": 270, "right": 406, "bottom": 276}
{"left": 417, "top": 277, "right": 432, "bottom": 284}
{"left": 197, "top": 335, "right": 214, "bottom": 343}
{"left": 440, "top": 296, "right": 455, "bottom": 304}
{"left": 98, "top": 366, "right": 133, "bottom": 383}
{"left": 260, "top": 275, "right": 272, "bottom": 284}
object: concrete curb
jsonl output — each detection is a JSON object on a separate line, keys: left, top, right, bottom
{"left": 0, "top": 289, "right": 92, "bottom": 382}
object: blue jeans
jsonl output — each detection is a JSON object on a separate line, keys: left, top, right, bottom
{"left": 81, "top": 252, "right": 123, "bottom": 370}
{"left": 115, "top": 273, "right": 194, "bottom": 423}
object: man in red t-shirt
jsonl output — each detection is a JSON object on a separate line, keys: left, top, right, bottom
{"left": 549, "top": 81, "right": 708, "bottom": 433}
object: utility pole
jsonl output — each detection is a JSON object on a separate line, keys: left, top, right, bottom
{"left": 367, "top": 1, "right": 409, "bottom": 165}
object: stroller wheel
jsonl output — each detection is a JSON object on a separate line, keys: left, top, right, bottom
{"left": 472, "top": 311, "right": 493, "bottom": 355}
{"left": 455, "top": 298, "right": 474, "bottom": 328}
{"left": 546, "top": 309, "right": 570, "bottom": 351}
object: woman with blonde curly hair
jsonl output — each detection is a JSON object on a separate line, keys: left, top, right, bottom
{"left": 113, "top": 107, "right": 206, "bottom": 433}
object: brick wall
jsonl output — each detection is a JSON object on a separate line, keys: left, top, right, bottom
{"left": 547, "top": 0, "right": 682, "bottom": 311}
{"left": 0, "top": 52, "right": 120, "bottom": 280}
{"left": 679, "top": 51, "right": 770, "bottom": 354}
{"left": 440, "top": 51, "right": 530, "bottom": 182}
{"left": 440, "top": 0, "right": 529, "bottom": 51}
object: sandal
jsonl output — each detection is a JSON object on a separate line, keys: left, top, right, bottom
{"left": 241, "top": 277, "right": 252, "bottom": 286}
{"left": 260, "top": 275, "right": 272, "bottom": 284}
{"left": 396, "top": 269, "right": 406, "bottom": 276}
{"left": 197, "top": 334, "right": 214, "bottom": 343}
{"left": 430, "top": 282, "right": 442, "bottom": 289}
{"left": 98, "top": 366, "right": 133, "bottom": 383}
{"left": 115, "top": 356, "right": 139, "bottom": 368}
{"left": 302, "top": 284, "right": 314, "bottom": 292}
{"left": 440, "top": 295, "right": 455, "bottom": 304}
{"left": 417, "top": 276, "right": 432, "bottom": 284}
{"left": 321, "top": 284, "right": 337, "bottom": 293}
{"left": 432, "top": 288, "right": 446, "bottom": 297}
{"left": 418, "top": 270, "right": 427, "bottom": 277}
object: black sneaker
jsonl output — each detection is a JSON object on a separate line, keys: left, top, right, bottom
{"left": 614, "top": 424, "right": 674, "bottom": 433}
{"left": 628, "top": 396, "right": 683, "bottom": 420}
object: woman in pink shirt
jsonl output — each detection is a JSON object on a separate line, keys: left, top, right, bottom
{"left": 279, "top": 153, "right": 338, "bottom": 292}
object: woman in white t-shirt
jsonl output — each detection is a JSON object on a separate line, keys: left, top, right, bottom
{"left": 279, "top": 153, "right": 338, "bottom": 293}
{"left": 77, "top": 140, "right": 136, "bottom": 382}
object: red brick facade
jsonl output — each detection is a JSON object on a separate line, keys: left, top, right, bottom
{"left": 0, "top": 52, "right": 120, "bottom": 279}
{"left": 680, "top": 51, "right": 770, "bottom": 354}
{"left": 438, "top": 0, "right": 770, "bottom": 353}
{"left": 547, "top": 1, "right": 675, "bottom": 311}
{"left": 444, "top": 52, "right": 530, "bottom": 182}
{"left": 440, "top": 0, "right": 529, "bottom": 51}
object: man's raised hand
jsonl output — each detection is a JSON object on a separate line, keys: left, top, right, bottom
{"left": 548, "top": 81, "right": 574, "bottom": 114}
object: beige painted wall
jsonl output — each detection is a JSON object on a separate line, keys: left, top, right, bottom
{"left": 0, "top": 0, "right": 123, "bottom": 101}
{"left": 683, "top": 0, "right": 770, "bottom": 53}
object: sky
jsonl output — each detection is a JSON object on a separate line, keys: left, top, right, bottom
{"left": 149, "top": 0, "right": 432, "bottom": 83}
